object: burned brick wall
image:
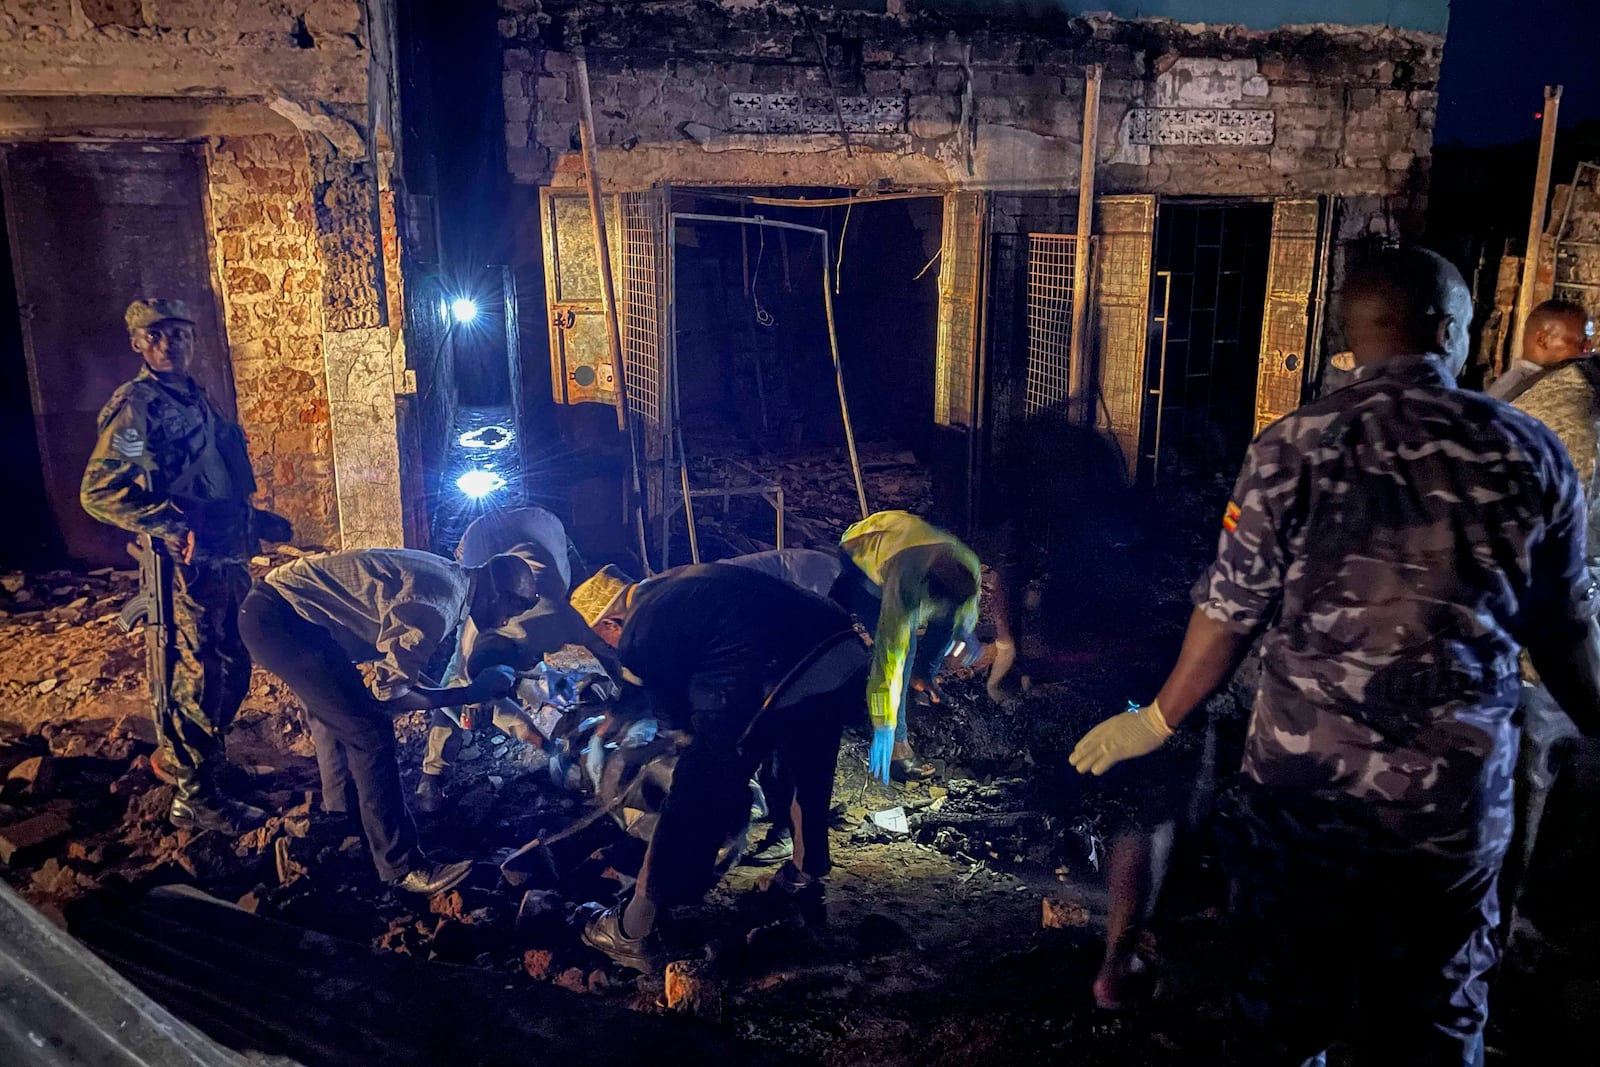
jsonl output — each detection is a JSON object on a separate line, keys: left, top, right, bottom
{"left": 2, "top": 0, "right": 412, "bottom": 556}
{"left": 500, "top": 2, "right": 1440, "bottom": 223}
{"left": 206, "top": 134, "right": 340, "bottom": 548}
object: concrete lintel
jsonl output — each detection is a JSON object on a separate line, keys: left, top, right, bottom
{"left": 267, "top": 96, "right": 368, "bottom": 160}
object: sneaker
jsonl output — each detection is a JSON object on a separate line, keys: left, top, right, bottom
{"left": 169, "top": 792, "right": 267, "bottom": 835}
{"left": 741, "top": 827, "right": 794, "bottom": 867}
{"left": 414, "top": 773, "right": 445, "bottom": 814}
{"left": 390, "top": 858, "right": 473, "bottom": 896}
{"left": 580, "top": 903, "right": 664, "bottom": 975}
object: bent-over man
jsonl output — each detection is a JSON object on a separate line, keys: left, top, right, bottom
{"left": 238, "top": 549, "right": 534, "bottom": 894}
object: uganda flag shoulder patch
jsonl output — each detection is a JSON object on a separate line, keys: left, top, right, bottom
{"left": 1222, "top": 501, "right": 1241, "bottom": 533}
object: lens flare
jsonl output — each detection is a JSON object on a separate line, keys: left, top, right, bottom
{"left": 455, "top": 469, "right": 505, "bottom": 498}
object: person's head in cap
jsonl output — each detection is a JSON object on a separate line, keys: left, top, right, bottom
{"left": 569, "top": 565, "right": 637, "bottom": 648}
{"left": 125, "top": 299, "right": 197, "bottom": 378}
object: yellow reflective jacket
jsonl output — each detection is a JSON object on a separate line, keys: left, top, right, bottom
{"left": 840, "top": 511, "right": 981, "bottom": 731}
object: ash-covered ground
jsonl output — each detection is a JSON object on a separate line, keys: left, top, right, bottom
{"left": 1, "top": 447, "right": 1266, "bottom": 1065}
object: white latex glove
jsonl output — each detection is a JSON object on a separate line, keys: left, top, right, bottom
{"left": 1068, "top": 700, "right": 1173, "bottom": 776}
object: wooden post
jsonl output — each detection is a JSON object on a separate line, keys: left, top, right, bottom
{"left": 574, "top": 47, "right": 649, "bottom": 566}
{"left": 1513, "top": 85, "right": 1562, "bottom": 360}
{"left": 1068, "top": 64, "right": 1102, "bottom": 425}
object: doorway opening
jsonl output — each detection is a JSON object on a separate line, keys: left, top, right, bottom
{"left": 663, "top": 187, "right": 943, "bottom": 557}
{"left": 421, "top": 265, "right": 528, "bottom": 555}
{"left": 1140, "top": 201, "right": 1273, "bottom": 493}
{"left": 0, "top": 183, "right": 53, "bottom": 570}
{"left": 0, "top": 141, "right": 236, "bottom": 569}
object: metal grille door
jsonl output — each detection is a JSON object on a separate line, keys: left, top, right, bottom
{"left": 935, "top": 192, "right": 987, "bottom": 428}
{"left": 1092, "top": 195, "right": 1157, "bottom": 478}
{"left": 1254, "top": 198, "right": 1323, "bottom": 434}
{"left": 619, "top": 191, "right": 667, "bottom": 460}
{"left": 1023, "top": 234, "right": 1079, "bottom": 415}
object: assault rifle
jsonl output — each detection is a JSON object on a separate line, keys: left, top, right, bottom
{"left": 115, "top": 535, "right": 175, "bottom": 725}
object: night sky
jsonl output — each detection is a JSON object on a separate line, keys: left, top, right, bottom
{"left": 1436, "top": 0, "right": 1600, "bottom": 146}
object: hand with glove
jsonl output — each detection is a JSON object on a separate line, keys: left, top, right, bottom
{"left": 869, "top": 724, "right": 895, "bottom": 784}
{"left": 1069, "top": 700, "right": 1173, "bottom": 776}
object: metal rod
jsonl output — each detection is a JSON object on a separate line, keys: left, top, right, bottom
{"left": 672, "top": 212, "right": 870, "bottom": 518}
{"left": 1514, "top": 84, "right": 1563, "bottom": 359}
{"left": 822, "top": 248, "right": 870, "bottom": 519}
{"left": 695, "top": 190, "right": 945, "bottom": 209}
{"left": 1068, "top": 63, "right": 1102, "bottom": 426}
{"left": 663, "top": 191, "right": 677, "bottom": 571}
{"left": 1148, "top": 270, "right": 1173, "bottom": 485}
{"left": 966, "top": 194, "right": 994, "bottom": 538}
{"left": 574, "top": 47, "right": 649, "bottom": 568}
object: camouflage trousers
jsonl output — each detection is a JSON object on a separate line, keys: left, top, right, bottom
{"left": 156, "top": 561, "right": 253, "bottom": 773}
{"left": 1217, "top": 780, "right": 1498, "bottom": 1067}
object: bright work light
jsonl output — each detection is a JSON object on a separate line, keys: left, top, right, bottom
{"left": 455, "top": 469, "right": 505, "bottom": 498}
{"left": 450, "top": 298, "right": 479, "bottom": 325}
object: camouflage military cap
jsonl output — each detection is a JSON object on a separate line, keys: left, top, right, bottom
{"left": 125, "top": 299, "right": 195, "bottom": 332}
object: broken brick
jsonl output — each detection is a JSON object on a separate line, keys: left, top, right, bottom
{"left": 553, "top": 967, "right": 589, "bottom": 994}
{"left": 664, "top": 960, "right": 722, "bottom": 1021}
{"left": 429, "top": 889, "right": 466, "bottom": 920}
{"left": 522, "top": 948, "right": 555, "bottom": 980}
{"left": 0, "top": 811, "right": 72, "bottom": 866}
{"left": 1042, "top": 897, "right": 1091, "bottom": 929}
{"left": 5, "top": 755, "right": 56, "bottom": 798}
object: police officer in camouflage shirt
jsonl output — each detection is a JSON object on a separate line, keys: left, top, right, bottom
{"left": 1070, "top": 248, "right": 1600, "bottom": 1065}
{"left": 81, "top": 299, "right": 290, "bottom": 835}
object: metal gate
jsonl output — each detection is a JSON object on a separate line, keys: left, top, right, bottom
{"left": 619, "top": 190, "right": 670, "bottom": 516}
{"left": 1254, "top": 198, "right": 1325, "bottom": 434}
{"left": 935, "top": 192, "right": 988, "bottom": 428}
{"left": 1092, "top": 195, "right": 1157, "bottom": 479}
{"left": 1022, "top": 234, "right": 1080, "bottom": 415}
{"left": 540, "top": 188, "right": 622, "bottom": 406}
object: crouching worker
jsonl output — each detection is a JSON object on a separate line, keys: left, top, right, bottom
{"left": 238, "top": 549, "right": 534, "bottom": 895}
{"left": 836, "top": 510, "right": 998, "bottom": 783}
{"left": 418, "top": 505, "right": 619, "bottom": 812}
{"left": 569, "top": 563, "right": 868, "bottom": 973}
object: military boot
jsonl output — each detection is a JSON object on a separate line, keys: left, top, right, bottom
{"left": 169, "top": 762, "right": 267, "bottom": 835}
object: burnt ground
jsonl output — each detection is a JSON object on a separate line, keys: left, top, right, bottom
{"left": 0, "top": 447, "right": 1272, "bottom": 1065}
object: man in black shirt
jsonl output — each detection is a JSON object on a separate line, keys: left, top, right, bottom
{"left": 571, "top": 564, "right": 867, "bottom": 972}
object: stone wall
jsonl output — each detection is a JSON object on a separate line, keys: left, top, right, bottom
{"left": 501, "top": 1, "right": 1439, "bottom": 230}
{"left": 2, "top": 0, "right": 410, "bottom": 552}
{"left": 206, "top": 133, "right": 340, "bottom": 548}
{"left": 0, "top": 0, "right": 369, "bottom": 105}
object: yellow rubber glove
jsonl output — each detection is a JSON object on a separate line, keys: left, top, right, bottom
{"left": 1068, "top": 700, "right": 1173, "bottom": 776}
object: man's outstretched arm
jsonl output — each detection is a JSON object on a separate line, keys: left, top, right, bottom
{"left": 1068, "top": 608, "right": 1251, "bottom": 776}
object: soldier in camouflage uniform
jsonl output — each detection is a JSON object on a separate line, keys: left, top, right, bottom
{"left": 81, "top": 299, "right": 289, "bottom": 834}
{"left": 1070, "top": 249, "right": 1600, "bottom": 1065}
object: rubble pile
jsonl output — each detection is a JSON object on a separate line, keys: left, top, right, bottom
{"left": 679, "top": 444, "right": 933, "bottom": 556}
{"left": 0, "top": 486, "right": 1253, "bottom": 1063}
